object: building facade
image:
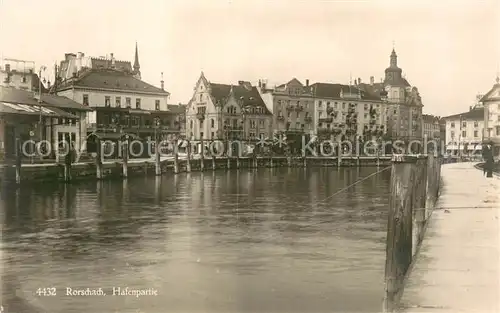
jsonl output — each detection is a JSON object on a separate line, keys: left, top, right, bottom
{"left": 185, "top": 72, "right": 273, "bottom": 141}
{"left": 53, "top": 46, "right": 182, "bottom": 153}
{"left": 480, "top": 76, "right": 500, "bottom": 157}
{"left": 0, "top": 86, "right": 90, "bottom": 159}
{"left": 381, "top": 49, "right": 423, "bottom": 140}
{"left": 258, "top": 78, "right": 315, "bottom": 139}
{"left": 443, "top": 106, "right": 484, "bottom": 155}
{"left": 422, "top": 114, "right": 441, "bottom": 140}
{"left": 309, "top": 82, "right": 388, "bottom": 142}
{"left": 1, "top": 58, "right": 48, "bottom": 92}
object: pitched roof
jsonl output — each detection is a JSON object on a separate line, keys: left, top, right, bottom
{"left": 56, "top": 69, "right": 169, "bottom": 95}
{"left": 442, "top": 107, "right": 484, "bottom": 120}
{"left": 207, "top": 81, "right": 271, "bottom": 114}
{"left": 167, "top": 104, "right": 186, "bottom": 114}
{"left": 0, "top": 101, "right": 78, "bottom": 118}
{"left": 0, "top": 86, "right": 90, "bottom": 111}
{"left": 479, "top": 81, "right": 500, "bottom": 102}
{"left": 90, "top": 58, "right": 133, "bottom": 72}
{"left": 310, "top": 83, "right": 382, "bottom": 101}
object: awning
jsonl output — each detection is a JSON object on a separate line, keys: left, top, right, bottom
{"left": 0, "top": 102, "right": 78, "bottom": 119}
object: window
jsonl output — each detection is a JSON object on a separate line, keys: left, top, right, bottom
{"left": 211, "top": 119, "right": 215, "bottom": 128}
{"left": 190, "top": 120, "right": 193, "bottom": 128}
{"left": 496, "top": 126, "right": 500, "bottom": 136}
{"left": 21, "top": 76, "right": 27, "bottom": 83}
{"left": 83, "top": 94, "right": 89, "bottom": 106}
{"left": 126, "top": 97, "right": 131, "bottom": 108}
{"left": 136, "top": 98, "right": 141, "bottom": 109}
{"left": 200, "top": 94, "right": 203, "bottom": 102}
{"left": 450, "top": 122, "right": 455, "bottom": 128}
{"left": 462, "top": 130, "right": 466, "bottom": 137}
{"left": 116, "top": 97, "right": 121, "bottom": 108}
{"left": 211, "top": 132, "right": 214, "bottom": 139}
{"left": 474, "top": 121, "right": 478, "bottom": 127}
{"left": 498, "top": 115, "right": 500, "bottom": 122}
{"left": 105, "top": 96, "right": 110, "bottom": 107}
{"left": 462, "top": 121, "right": 466, "bottom": 128}
{"left": 200, "top": 132, "right": 204, "bottom": 138}
{"left": 498, "top": 104, "right": 500, "bottom": 110}
{"left": 474, "top": 130, "right": 478, "bottom": 137}
{"left": 155, "top": 100, "right": 160, "bottom": 110}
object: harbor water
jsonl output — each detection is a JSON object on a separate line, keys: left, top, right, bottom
{"left": 1, "top": 166, "right": 391, "bottom": 313}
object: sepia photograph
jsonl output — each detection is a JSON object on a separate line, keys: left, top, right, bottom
{"left": 0, "top": 0, "right": 499, "bottom": 312}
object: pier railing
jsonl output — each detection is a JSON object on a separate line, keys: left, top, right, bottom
{"left": 383, "top": 154, "right": 442, "bottom": 312}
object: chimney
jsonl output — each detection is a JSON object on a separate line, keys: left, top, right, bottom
{"left": 258, "top": 80, "right": 262, "bottom": 88}
{"left": 358, "top": 77, "right": 361, "bottom": 84}
{"left": 47, "top": 80, "right": 51, "bottom": 89}
{"left": 65, "top": 53, "right": 76, "bottom": 61}
{"left": 306, "top": 79, "right": 309, "bottom": 87}
{"left": 110, "top": 53, "right": 115, "bottom": 68}
{"left": 370, "top": 76, "right": 374, "bottom": 85}
{"left": 160, "top": 72, "right": 164, "bottom": 90}
{"left": 4, "top": 64, "right": 10, "bottom": 72}
{"left": 262, "top": 81, "right": 267, "bottom": 90}
{"left": 354, "top": 79, "right": 357, "bottom": 85}
{"left": 72, "top": 71, "right": 77, "bottom": 78}
{"left": 470, "top": 106, "right": 472, "bottom": 111}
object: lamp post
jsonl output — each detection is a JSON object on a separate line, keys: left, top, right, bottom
{"left": 37, "top": 66, "right": 47, "bottom": 142}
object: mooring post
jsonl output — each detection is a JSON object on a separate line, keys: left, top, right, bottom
{"left": 414, "top": 155, "right": 428, "bottom": 252}
{"left": 425, "top": 154, "right": 434, "bottom": 211}
{"left": 64, "top": 146, "right": 72, "bottom": 182}
{"left": 122, "top": 139, "right": 129, "bottom": 178}
{"left": 303, "top": 155, "right": 307, "bottom": 167}
{"left": 96, "top": 138, "right": 103, "bottom": 180}
{"left": 200, "top": 139, "right": 205, "bottom": 171}
{"left": 212, "top": 141, "right": 217, "bottom": 170}
{"left": 253, "top": 154, "right": 258, "bottom": 168}
{"left": 236, "top": 148, "right": 240, "bottom": 169}
{"left": 186, "top": 140, "right": 192, "bottom": 172}
{"left": 155, "top": 137, "right": 162, "bottom": 176}
{"left": 383, "top": 154, "right": 417, "bottom": 313}
{"left": 15, "top": 138, "right": 21, "bottom": 185}
{"left": 287, "top": 155, "right": 292, "bottom": 167}
{"left": 270, "top": 153, "right": 274, "bottom": 168}
{"left": 337, "top": 141, "right": 342, "bottom": 167}
{"left": 227, "top": 142, "right": 231, "bottom": 169}
{"left": 173, "top": 139, "right": 179, "bottom": 174}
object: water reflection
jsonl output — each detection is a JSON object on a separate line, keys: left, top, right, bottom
{"left": 1, "top": 167, "right": 390, "bottom": 313}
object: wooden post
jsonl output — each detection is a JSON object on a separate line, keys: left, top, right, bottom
{"left": 357, "top": 155, "right": 360, "bottom": 167}
{"left": 253, "top": 155, "right": 257, "bottom": 168}
{"left": 122, "top": 140, "right": 129, "bottom": 178}
{"left": 414, "top": 156, "right": 428, "bottom": 247}
{"left": 227, "top": 143, "right": 231, "bottom": 169}
{"left": 337, "top": 141, "right": 342, "bottom": 167}
{"left": 173, "top": 139, "right": 179, "bottom": 174}
{"left": 200, "top": 139, "right": 205, "bottom": 171}
{"left": 155, "top": 138, "right": 161, "bottom": 176}
{"left": 186, "top": 140, "right": 192, "bottom": 172}
{"left": 96, "top": 137, "right": 103, "bottom": 180}
{"left": 270, "top": 155, "right": 273, "bottom": 168}
{"left": 236, "top": 153, "right": 240, "bottom": 169}
{"left": 64, "top": 147, "right": 72, "bottom": 182}
{"left": 383, "top": 154, "right": 417, "bottom": 313}
{"left": 287, "top": 156, "right": 292, "bottom": 167}
{"left": 303, "top": 156, "right": 307, "bottom": 167}
{"left": 15, "top": 138, "right": 21, "bottom": 185}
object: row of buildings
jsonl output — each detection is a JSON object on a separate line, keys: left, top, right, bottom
{"left": 186, "top": 48, "right": 424, "bottom": 145}
{"left": 441, "top": 81, "right": 500, "bottom": 158}
{"left": 1, "top": 45, "right": 428, "bottom": 159}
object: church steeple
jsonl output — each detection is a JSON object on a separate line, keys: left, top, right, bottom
{"left": 390, "top": 49, "right": 398, "bottom": 68}
{"left": 133, "top": 42, "right": 141, "bottom": 79}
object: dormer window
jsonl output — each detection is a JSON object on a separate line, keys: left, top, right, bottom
{"left": 105, "top": 96, "right": 110, "bottom": 107}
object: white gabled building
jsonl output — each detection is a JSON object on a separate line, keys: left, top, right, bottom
{"left": 480, "top": 75, "right": 500, "bottom": 157}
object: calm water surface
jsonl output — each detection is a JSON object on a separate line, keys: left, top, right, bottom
{"left": 1, "top": 167, "right": 391, "bottom": 313}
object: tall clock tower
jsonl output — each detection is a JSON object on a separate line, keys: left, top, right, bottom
{"left": 384, "top": 49, "right": 403, "bottom": 85}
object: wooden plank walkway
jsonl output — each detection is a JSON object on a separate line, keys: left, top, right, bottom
{"left": 399, "top": 162, "right": 500, "bottom": 313}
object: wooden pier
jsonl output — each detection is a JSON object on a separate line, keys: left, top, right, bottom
{"left": 397, "top": 162, "right": 500, "bottom": 313}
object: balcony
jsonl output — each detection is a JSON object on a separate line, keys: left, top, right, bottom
{"left": 196, "top": 112, "right": 205, "bottom": 120}
{"left": 295, "top": 106, "right": 304, "bottom": 112}
{"left": 326, "top": 107, "right": 335, "bottom": 114}
{"left": 304, "top": 116, "right": 312, "bottom": 123}
{"left": 223, "top": 125, "right": 243, "bottom": 131}
{"left": 318, "top": 117, "right": 333, "bottom": 123}
{"left": 286, "top": 105, "right": 296, "bottom": 111}
{"left": 277, "top": 115, "right": 285, "bottom": 121}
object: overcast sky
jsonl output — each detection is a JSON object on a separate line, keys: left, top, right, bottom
{"left": 1, "top": 0, "right": 499, "bottom": 117}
